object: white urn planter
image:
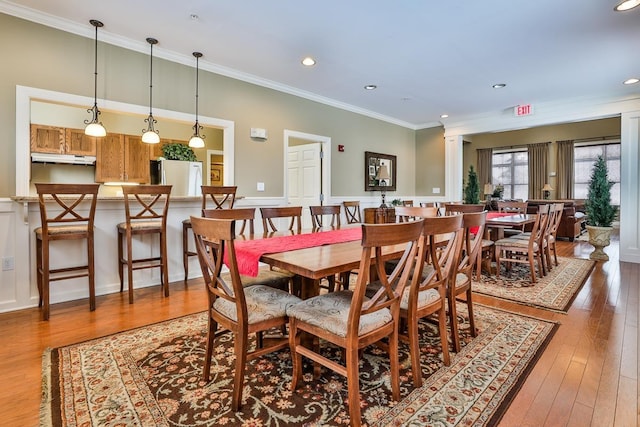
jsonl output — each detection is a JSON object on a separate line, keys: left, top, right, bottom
{"left": 586, "top": 225, "right": 612, "bottom": 261}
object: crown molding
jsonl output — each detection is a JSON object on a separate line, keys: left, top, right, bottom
{"left": 0, "top": 2, "right": 417, "bottom": 130}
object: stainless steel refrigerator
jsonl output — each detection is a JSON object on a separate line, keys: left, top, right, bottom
{"left": 150, "top": 159, "right": 203, "bottom": 196}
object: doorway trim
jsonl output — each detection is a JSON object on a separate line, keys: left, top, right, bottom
{"left": 283, "top": 130, "right": 332, "bottom": 206}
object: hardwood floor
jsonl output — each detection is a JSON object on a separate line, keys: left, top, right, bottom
{"left": 0, "top": 232, "right": 633, "bottom": 426}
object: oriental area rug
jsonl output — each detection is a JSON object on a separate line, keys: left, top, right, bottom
{"left": 473, "top": 256, "right": 595, "bottom": 312}
{"left": 41, "top": 305, "right": 557, "bottom": 427}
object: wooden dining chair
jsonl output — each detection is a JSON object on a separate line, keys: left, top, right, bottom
{"left": 444, "top": 203, "right": 485, "bottom": 214}
{"left": 402, "top": 200, "right": 414, "bottom": 207}
{"left": 287, "top": 220, "right": 424, "bottom": 426}
{"left": 394, "top": 206, "right": 438, "bottom": 222}
{"left": 182, "top": 186, "right": 237, "bottom": 280}
{"left": 400, "top": 214, "right": 463, "bottom": 386}
{"left": 191, "top": 216, "right": 301, "bottom": 411}
{"left": 34, "top": 183, "right": 100, "bottom": 320}
{"left": 117, "top": 185, "right": 171, "bottom": 304}
{"left": 202, "top": 207, "right": 255, "bottom": 235}
{"left": 497, "top": 200, "right": 528, "bottom": 237}
{"left": 260, "top": 206, "right": 302, "bottom": 234}
{"left": 546, "top": 203, "right": 565, "bottom": 267}
{"left": 449, "top": 211, "right": 486, "bottom": 352}
{"left": 495, "top": 204, "right": 549, "bottom": 283}
{"left": 343, "top": 201, "right": 362, "bottom": 224}
{"left": 309, "top": 205, "right": 341, "bottom": 229}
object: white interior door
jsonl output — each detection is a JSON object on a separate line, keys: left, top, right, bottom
{"left": 287, "top": 143, "right": 321, "bottom": 229}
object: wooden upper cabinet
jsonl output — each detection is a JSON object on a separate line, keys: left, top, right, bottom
{"left": 30, "top": 124, "right": 65, "bottom": 154}
{"left": 149, "top": 140, "right": 165, "bottom": 160}
{"left": 124, "top": 135, "right": 150, "bottom": 183}
{"left": 65, "top": 129, "right": 97, "bottom": 156}
{"left": 95, "top": 134, "right": 125, "bottom": 182}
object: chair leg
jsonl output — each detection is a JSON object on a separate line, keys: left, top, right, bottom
{"left": 88, "top": 234, "right": 96, "bottom": 312}
{"left": 438, "top": 305, "right": 451, "bottom": 366}
{"left": 389, "top": 326, "right": 400, "bottom": 401}
{"left": 117, "top": 231, "right": 124, "bottom": 292}
{"left": 346, "top": 347, "right": 362, "bottom": 427}
{"left": 36, "top": 237, "right": 43, "bottom": 308}
{"left": 231, "top": 330, "right": 248, "bottom": 412}
{"left": 448, "top": 293, "right": 461, "bottom": 352}
{"left": 466, "top": 288, "right": 477, "bottom": 338}
{"left": 528, "top": 254, "right": 537, "bottom": 284}
{"left": 289, "top": 318, "right": 302, "bottom": 392}
{"left": 41, "top": 239, "right": 50, "bottom": 321}
{"left": 182, "top": 222, "right": 190, "bottom": 281}
{"left": 161, "top": 230, "right": 169, "bottom": 297}
{"left": 126, "top": 232, "right": 134, "bottom": 304}
{"left": 406, "top": 313, "right": 422, "bottom": 387}
{"left": 202, "top": 318, "right": 217, "bottom": 382}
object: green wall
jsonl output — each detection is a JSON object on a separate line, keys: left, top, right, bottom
{"left": 462, "top": 117, "right": 621, "bottom": 199}
{"left": 0, "top": 13, "right": 434, "bottom": 198}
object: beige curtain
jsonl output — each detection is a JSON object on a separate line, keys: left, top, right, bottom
{"left": 477, "top": 148, "right": 493, "bottom": 190}
{"left": 556, "top": 140, "right": 574, "bottom": 199}
{"left": 528, "top": 142, "right": 549, "bottom": 199}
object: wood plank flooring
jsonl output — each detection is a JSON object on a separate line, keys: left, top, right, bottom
{"left": 0, "top": 232, "right": 634, "bottom": 426}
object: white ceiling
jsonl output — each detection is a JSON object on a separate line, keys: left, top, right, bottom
{"left": 2, "top": 0, "right": 639, "bottom": 129}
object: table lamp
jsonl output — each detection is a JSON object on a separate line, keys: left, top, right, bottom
{"left": 376, "top": 165, "right": 390, "bottom": 207}
{"left": 542, "top": 183, "right": 553, "bottom": 200}
{"left": 483, "top": 183, "right": 493, "bottom": 201}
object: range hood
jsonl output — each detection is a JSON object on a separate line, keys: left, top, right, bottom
{"left": 31, "top": 153, "right": 96, "bottom": 165}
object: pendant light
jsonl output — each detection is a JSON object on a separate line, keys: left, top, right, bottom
{"left": 142, "top": 37, "right": 160, "bottom": 144}
{"left": 188, "top": 51, "right": 205, "bottom": 148}
{"left": 84, "top": 19, "right": 106, "bottom": 137}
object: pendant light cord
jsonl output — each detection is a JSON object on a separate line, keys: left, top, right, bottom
{"left": 148, "top": 41, "right": 154, "bottom": 116}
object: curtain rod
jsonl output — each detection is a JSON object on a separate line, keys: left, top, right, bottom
{"left": 572, "top": 135, "right": 620, "bottom": 144}
{"left": 480, "top": 141, "right": 550, "bottom": 152}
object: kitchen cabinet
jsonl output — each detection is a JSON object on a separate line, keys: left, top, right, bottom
{"left": 30, "top": 124, "right": 96, "bottom": 155}
{"left": 95, "top": 134, "right": 149, "bottom": 183}
{"left": 65, "top": 128, "right": 97, "bottom": 155}
{"left": 30, "top": 124, "right": 65, "bottom": 154}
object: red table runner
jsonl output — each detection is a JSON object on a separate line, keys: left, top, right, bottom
{"left": 471, "top": 212, "right": 513, "bottom": 235}
{"left": 227, "top": 227, "right": 363, "bottom": 276}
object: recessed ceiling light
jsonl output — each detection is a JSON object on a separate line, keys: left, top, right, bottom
{"left": 623, "top": 77, "right": 640, "bottom": 85}
{"left": 190, "top": 14, "right": 199, "bottom": 21}
{"left": 492, "top": 83, "right": 506, "bottom": 89}
{"left": 364, "top": 85, "right": 377, "bottom": 90}
{"left": 440, "top": 114, "right": 449, "bottom": 118}
{"left": 614, "top": 0, "right": 640, "bottom": 11}
{"left": 301, "top": 57, "right": 316, "bottom": 66}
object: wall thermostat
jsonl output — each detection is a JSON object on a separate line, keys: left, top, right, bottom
{"left": 250, "top": 128, "right": 268, "bottom": 139}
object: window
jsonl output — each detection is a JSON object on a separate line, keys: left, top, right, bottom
{"left": 492, "top": 150, "right": 528, "bottom": 200}
{"left": 574, "top": 142, "right": 620, "bottom": 205}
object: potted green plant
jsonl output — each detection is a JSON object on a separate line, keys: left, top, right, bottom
{"left": 585, "top": 155, "right": 618, "bottom": 261}
{"left": 161, "top": 143, "right": 198, "bottom": 161}
{"left": 463, "top": 165, "right": 481, "bottom": 204}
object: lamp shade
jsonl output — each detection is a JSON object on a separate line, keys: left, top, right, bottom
{"left": 542, "top": 183, "right": 554, "bottom": 191}
{"left": 85, "top": 122, "right": 106, "bottom": 137}
{"left": 484, "top": 183, "right": 493, "bottom": 195}
{"left": 376, "top": 164, "right": 390, "bottom": 180}
{"left": 142, "top": 130, "right": 160, "bottom": 144}
{"left": 188, "top": 135, "right": 205, "bottom": 148}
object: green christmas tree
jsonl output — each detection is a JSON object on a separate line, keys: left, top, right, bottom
{"left": 464, "top": 165, "right": 480, "bottom": 204}
{"left": 585, "top": 155, "right": 617, "bottom": 227}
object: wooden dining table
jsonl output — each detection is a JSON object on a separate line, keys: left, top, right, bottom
{"left": 231, "top": 225, "right": 409, "bottom": 300}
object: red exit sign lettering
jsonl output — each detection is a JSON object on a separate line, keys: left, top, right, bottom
{"left": 514, "top": 104, "right": 533, "bottom": 116}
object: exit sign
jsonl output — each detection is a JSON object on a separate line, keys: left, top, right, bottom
{"left": 514, "top": 104, "right": 534, "bottom": 116}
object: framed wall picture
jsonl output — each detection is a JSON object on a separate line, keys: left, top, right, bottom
{"left": 210, "top": 164, "right": 223, "bottom": 186}
{"left": 364, "top": 151, "right": 397, "bottom": 191}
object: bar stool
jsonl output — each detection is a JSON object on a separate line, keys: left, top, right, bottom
{"left": 182, "top": 186, "right": 237, "bottom": 280}
{"left": 117, "top": 185, "right": 172, "bottom": 304}
{"left": 34, "top": 183, "right": 100, "bottom": 320}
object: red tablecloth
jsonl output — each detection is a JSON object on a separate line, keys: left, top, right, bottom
{"left": 227, "top": 227, "right": 363, "bottom": 276}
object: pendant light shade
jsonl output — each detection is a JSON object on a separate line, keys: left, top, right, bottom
{"left": 142, "top": 37, "right": 160, "bottom": 144}
{"left": 84, "top": 19, "right": 106, "bottom": 137}
{"left": 188, "top": 51, "right": 205, "bottom": 148}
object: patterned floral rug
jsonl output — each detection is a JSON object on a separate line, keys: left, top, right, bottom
{"left": 41, "top": 305, "right": 557, "bottom": 427}
{"left": 473, "top": 256, "right": 595, "bottom": 312}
